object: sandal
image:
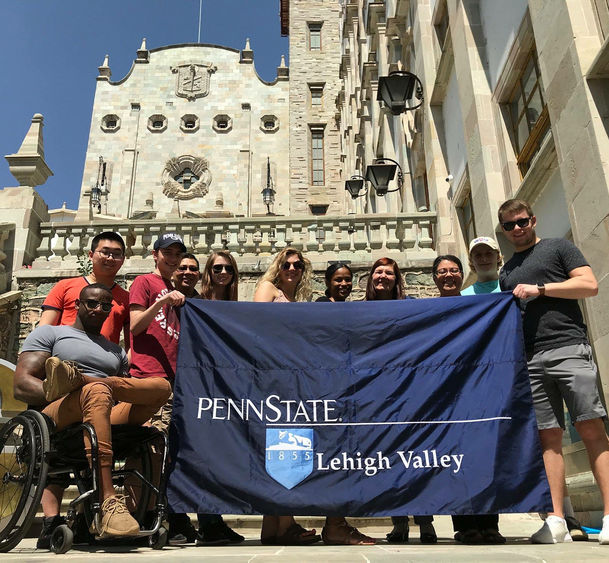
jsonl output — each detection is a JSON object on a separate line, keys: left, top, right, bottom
{"left": 322, "top": 523, "right": 376, "bottom": 545}
{"left": 274, "top": 524, "right": 320, "bottom": 546}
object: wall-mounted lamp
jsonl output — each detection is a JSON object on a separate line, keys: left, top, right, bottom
{"left": 344, "top": 175, "right": 368, "bottom": 199}
{"left": 261, "top": 156, "right": 276, "bottom": 215}
{"left": 365, "top": 158, "right": 404, "bottom": 196}
{"left": 377, "top": 71, "right": 424, "bottom": 114}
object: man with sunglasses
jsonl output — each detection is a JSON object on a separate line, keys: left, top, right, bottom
{"left": 172, "top": 253, "right": 201, "bottom": 298}
{"left": 39, "top": 231, "right": 130, "bottom": 347}
{"left": 15, "top": 284, "right": 171, "bottom": 546}
{"left": 499, "top": 199, "right": 609, "bottom": 545}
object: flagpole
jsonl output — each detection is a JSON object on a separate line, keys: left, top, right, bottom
{"left": 197, "top": 0, "right": 203, "bottom": 43}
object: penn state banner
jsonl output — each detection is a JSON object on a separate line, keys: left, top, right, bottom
{"left": 167, "top": 293, "right": 552, "bottom": 516}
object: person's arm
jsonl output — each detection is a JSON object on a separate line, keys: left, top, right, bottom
{"left": 14, "top": 350, "right": 50, "bottom": 406}
{"left": 511, "top": 266, "right": 598, "bottom": 300}
{"left": 130, "top": 290, "right": 186, "bottom": 335}
{"left": 38, "top": 309, "right": 60, "bottom": 326}
{"left": 254, "top": 281, "right": 278, "bottom": 302}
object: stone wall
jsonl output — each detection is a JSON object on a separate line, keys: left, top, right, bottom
{"left": 77, "top": 44, "right": 289, "bottom": 221}
{"left": 288, "top": 0, "right": 344, "bottom": 215}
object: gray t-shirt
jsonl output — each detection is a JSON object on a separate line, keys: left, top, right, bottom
{"left": 22, "top": 325, "right": 128, "bottom": 379}
{"left": 499, "top": 238, "right": 589, "bottom": 354}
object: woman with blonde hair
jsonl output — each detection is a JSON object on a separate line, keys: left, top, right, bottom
{"left": 200, "top": 250, "right": 239, "bottom": 301}
{"left": 254, "top": 247, "right": 312, "bottom": 303}
{"left": 254, "top": 247, "right": 318, "bottom": 545}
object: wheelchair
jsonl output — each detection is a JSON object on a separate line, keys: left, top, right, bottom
{"left": 0, "top": 409, "right": 169, "bottom": 553}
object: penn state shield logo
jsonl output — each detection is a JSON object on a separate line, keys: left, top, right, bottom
{"left": 265, "top": 429, "right": 314, "bottom": 489}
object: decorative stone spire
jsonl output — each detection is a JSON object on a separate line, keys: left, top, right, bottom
{"left": 4, "top": 114, "right": 53, "bottom": 187}
{"left": 277, "top": 54, "right": 289, "bottom": 80}
{"left": 97, "top": 54, "right": 111, "bottom": 81}
{"left": 240, "top": 37, "right": 253, "bottom": 64}
{"left": 136, "top": 37, "right": 149, "bottom": 63}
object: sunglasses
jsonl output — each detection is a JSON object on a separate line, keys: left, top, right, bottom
{"left": 212, "top": 264, "right": 234, "bottom": 274}
{"left": 178, "top": 265, "right": 199, "bottom": 272}
{"left": 82, "top": 299, "right": 113, "bottom": 313}
{"left": 282, "top": 260, "right": 305, "bottom": 271}
{"left": 501, "top": 217, "right": 532, "bottom": 231}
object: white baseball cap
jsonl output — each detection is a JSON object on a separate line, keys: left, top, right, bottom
{"left": 468, "top": 236, "right": 500, "bottom": 254}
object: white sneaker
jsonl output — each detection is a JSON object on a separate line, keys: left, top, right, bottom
{"left": 531, "top": 515, "right": 572, "bottom": 544}
{"left": 599, "top": 514, "right": 609, "bottom": 545}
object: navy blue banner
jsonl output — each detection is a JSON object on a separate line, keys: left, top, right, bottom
{"left": 167, "top": 293, "right": 551, "bottom": 516}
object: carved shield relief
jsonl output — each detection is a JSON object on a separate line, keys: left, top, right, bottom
{"left": 171, "top": 63, "right": 217, "bottom": 101}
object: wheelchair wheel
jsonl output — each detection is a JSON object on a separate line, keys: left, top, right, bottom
{"left": 0, "top": 412, "right": 50, "bottom": 552}
{"left": 50, "top": 524, "right": 73, "bottom": 554}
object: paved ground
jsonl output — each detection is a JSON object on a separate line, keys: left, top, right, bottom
{"left": 4, "top": 514, "right": 608, "bottom": 562}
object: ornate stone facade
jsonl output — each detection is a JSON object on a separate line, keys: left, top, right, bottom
{"left": 75, "top": 44, "right": 290, "bottom": 221}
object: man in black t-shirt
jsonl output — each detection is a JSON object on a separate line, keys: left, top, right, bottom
{"left": 499, "top": 199, "right": 609, "bottom": 545}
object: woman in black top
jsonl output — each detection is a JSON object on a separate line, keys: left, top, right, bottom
{"left": 315, "top": 263, "right": 375, "bottom": 545}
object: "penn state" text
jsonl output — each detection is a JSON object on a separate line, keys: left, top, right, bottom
{"left": 197, "top": 395, "right": 340, "bottom": 423}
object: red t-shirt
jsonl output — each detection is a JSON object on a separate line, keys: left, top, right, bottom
{"left": 41, "top": 276, "right": 129, "bottom": 345}
{"left": 129, "top": 273, "right": 180, "bottom": 379}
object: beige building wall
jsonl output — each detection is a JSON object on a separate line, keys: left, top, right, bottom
{"left": 76, "top": 43, "right": 289, "bottom": 221}
{"left": 339, "top": 0, "right": 609, "bottom": 524}
{"left": 287, "top": 0, "right": 344, "bottom": 215}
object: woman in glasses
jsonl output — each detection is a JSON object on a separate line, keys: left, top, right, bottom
{"left": 254, "top": 248, "right": 317, "bottom": 545}
{"left": 254, "top": 247, "right": 312, "bottom": 303}
{"left": 432, "top": 255, "right": 505, "bottom": 545}
{"left": 365, "top": 257, "right": 438, "bottom": 544}
{"left": 172, "top": 250, "right": 244, "bottom": 546}
{"left": 201, "top": 251, "right": 239, "bottom": 301}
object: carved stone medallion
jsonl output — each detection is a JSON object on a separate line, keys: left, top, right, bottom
{"left": 161, "top": 155, "right": 212, "bottom": 200}
{"left": 171, "top": 63, "right": 217, "bottom": 101}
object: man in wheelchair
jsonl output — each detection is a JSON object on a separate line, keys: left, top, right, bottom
{"left": 14, "top": 283, "right": 172, "bottom": 544}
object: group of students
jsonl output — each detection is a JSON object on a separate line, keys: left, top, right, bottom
{"left": 12, "top": 197, "right": 609, "bottom": 549}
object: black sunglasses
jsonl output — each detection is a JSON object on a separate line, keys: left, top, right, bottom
{"left": 501, "top": 217, "right": 532, "bottom": 231}
{"left": 212, "top": 264, "right": 234, "bottom": 274}
{"left": 83, "top": 299, "right": 113, "bottom": 313}
{"left": 178, "top": 265, "right": 199, "bottom": 272}
{"left": 282, "top": 260, "right": 305, "bottom": 271}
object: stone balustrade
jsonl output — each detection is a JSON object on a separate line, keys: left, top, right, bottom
{"left": 30, "top": 212, "right": 436, "bottom": 271}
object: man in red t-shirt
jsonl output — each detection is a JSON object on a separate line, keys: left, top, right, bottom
{"left": 40, "top": 231, "right": 129, "bottom": 346}
{"left": 129, "top": 233, "right": 187, "bottom": 379}
{"left": 129, "top": 233, "right": 194, "bottom": 544}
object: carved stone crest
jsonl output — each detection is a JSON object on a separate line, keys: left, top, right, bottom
{"left": 171, "top": 63, "right": 217, "bottom": 101}
{"left": 161, "top": 155, "right": 212, "bottom": 200}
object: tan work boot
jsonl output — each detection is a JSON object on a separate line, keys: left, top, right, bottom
{"left": 98, "top": 495, "right": 140, "bottom": 538}
{"left": 43, "top": 357, "right": 85, "bottom": 402}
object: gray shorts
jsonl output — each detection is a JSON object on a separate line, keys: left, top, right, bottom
{"left": 527, "top": 343, "right": 607, "bottom": 430}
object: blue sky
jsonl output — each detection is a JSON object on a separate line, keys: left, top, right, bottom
{"left": 0, "top": 1, "right": 288, "bottom": 210}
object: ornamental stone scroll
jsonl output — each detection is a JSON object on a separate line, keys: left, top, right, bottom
{"left": 161, "top": 155, "right": 212, "bottom": 200}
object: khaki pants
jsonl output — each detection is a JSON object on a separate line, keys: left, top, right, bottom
{"left": 42, "top": 376, "right": 172, "bottom": 470}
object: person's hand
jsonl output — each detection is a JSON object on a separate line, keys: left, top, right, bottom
{"left": 512, "top": 284, "right": 539, "bottom": 300}
{"left": 158, "top": 290, "right": 186, "bottom": 307}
